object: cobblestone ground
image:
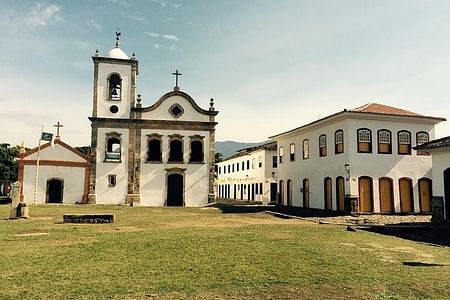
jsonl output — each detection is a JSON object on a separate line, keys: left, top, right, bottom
{"left": 310, "top": 214, "right": 432, "bottom": 225}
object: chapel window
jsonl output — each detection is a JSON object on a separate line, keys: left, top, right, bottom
{"left": 108, "top": 73, "right": 122, "bottom": 101}
{"left": 168, "top": 136, "right": 183, "bottom": 162}
{"left": 334, "top": 130, "right": 344, "bottom": 154}
{"left": 279, "top": 147, "right": 284, "bottom": 164}
{"left": 290, "top": 143, "right": 295, "bottom": 161}
{"left": 147, "top": 134, "right": 162, "bottom": 162}
{"left": 416, "top": 132, "right": 430, "bottom": 156}
{"left": 398, "top": 131, "right": 411, "bottom": 155}
{"left": 189, "top": 137, "right": 204, "bottom": 163}
{"left": 258, "top": 156, "right": 263, "bottom": 168}
{"left": 303, "top": 139, "right": 309, "bottom": 159}
{"left": 357, "top": 128, "right": 372, "bottom": 153}
{"left": 105, "top": 133, "right": 121, "bottom": 162}
{"left": 377, "top": 130, "right": 392, "bottom": 154}
{"left": 319, "top": 134, "right": 327, "bottom": 157}
{"left": 272, "top": 156, "right": 277, "bottom": 168}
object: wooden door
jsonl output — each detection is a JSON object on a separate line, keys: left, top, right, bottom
{"left": 303, "top": 179, "right": 309, "bottom": 208}
{"left": 399, "top": 178, "right": 413, "bottom": 213}
{"left": 279, "top": 180, "right": 284, "bottom": 205}
{"left": 287, "top": 180, "right": 292, "bottom": 206}
{"left": 358, "top": 177, "right": 373, "bottom": 212}
{"left": 418, "top": 178, "right": 432, "bottom": 213}
{"left": 324, "top": 177, "right": 332, "bottom": 210}
{"left": 336, "top": 177, "right": 345, "bottom": 211}
{"left": 379, "top": 178, "right": 393, "bottom": 213}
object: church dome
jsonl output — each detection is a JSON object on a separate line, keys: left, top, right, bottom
{"left": 107, "top": 47, "right": 129, "bottom": 59}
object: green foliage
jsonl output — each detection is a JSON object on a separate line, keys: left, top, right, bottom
{"left": 0, "top": 205, "right": 449, "bottom": 299}
{"left": 215, "top": 152, "right": 223, "bottom": 163}
{"left": 0, "top": 143, "right": 19, "bottom": 182}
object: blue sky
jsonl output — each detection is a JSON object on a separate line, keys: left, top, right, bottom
{"left": 1, "top": 0, "right": 450, "bottom": 147}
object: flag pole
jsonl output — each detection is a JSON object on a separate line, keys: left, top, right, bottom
{"left": 33, "top": 126, "right": 44, "bottom": 204}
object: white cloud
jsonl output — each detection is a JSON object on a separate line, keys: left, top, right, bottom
{"left": 25, "top": 4, "right": 63, "bottom": 26}
{"left": 170, "top": 44, "right": 176, "bottom": 51}
{"left": 145, "top": 32, "right": 160, "bottom": 38}
{"left": 106, "top": 0, "right": 131, "bottom": 7}
{"left": 89, "top": 18, "right": 101, "bottom": 31}
{"left": 128, "top": 15, "right": 147, "bottom": 23}
{"left": 163, "top": 34, "right": 179, "bottom": 41}
{"left": 152, "top": 0, "right": 181, "bottom": 9}
{"left": 154, "top": 44, "right": 161, "bottom": 49}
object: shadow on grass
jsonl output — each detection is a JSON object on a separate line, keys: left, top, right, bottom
{"left": 403, "top": 261, "right": 446, "bottom": 267}
{"left": 213, "top": 199, "right": 347, "bottom": 218}
{"left": 361, "top": 225, "right": 450, "bottom": 248}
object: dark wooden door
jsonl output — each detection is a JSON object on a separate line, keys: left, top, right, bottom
{"left": 336, "top": 177, "right": 345, "bottom": 211}
{"left": 379, "top": 178, "right": 393, "bottom": 213}
{"left": 399, "top": 178, "right": 413, "bottom": 213}
{"left": 167, "top": 174, "right": 183, "bottom": 206}
{"left": 358, "top": 177, "right": 373, "bottom": 212}
{"left": 418, "top": 178, "right": 432, "bottom": 213}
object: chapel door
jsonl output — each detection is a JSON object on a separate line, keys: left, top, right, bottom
{"left": 167, "top": 174, "right": 184, "bottom": 206}
{"left": 336, "top": 177, "right": 345, "bottom": 211}
{"left": 324, "top": 177, "right": 332, "bottom": 210}
{"left": 444, "top": 168, "right": 450, "bottom": 219}
{"left": 47, "top": 179, "right": 63, "bottom": 203}
{"left": 399, "top": 178, "right": 414, "bottom": 213}
{"left": 358, "top": 177, "right": 373, "bottom": 212}
{"left": 287, "top": 180, "right": 292, "bottom": 206}
{"left": 379, "top": 177, "right": 394, "bottom": 213}
{"left": 418, "top": 178, "right": 432, "bottom": 213}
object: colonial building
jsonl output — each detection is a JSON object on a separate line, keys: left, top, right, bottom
{"left": 216, "top": 141, "right": 277, "bottom": 204}
{"left": 269, "top": 103, "right": 445, "bottom": 214}
{"left": 18, "top": 136, "right": 89, "bottom": 204}
{"left": 88, "top": 34, "right": 218, "bottom": 206}
{"left": 415, "top": 136, "right": 450, "bottom": 220}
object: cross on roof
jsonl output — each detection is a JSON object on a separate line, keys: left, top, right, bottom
{"left": 53, "top": 121, "right": 63, "bottom": 139}
{"left": 172, "top": 69, "right": 182, "bottom": 90}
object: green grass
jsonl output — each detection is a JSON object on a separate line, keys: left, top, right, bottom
{"left": 0, "top": 205, "right": 449, "bottom": 299}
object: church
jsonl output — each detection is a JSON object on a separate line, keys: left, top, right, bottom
{"left": 87, "top": 34, "right": 218, "bottom": 206}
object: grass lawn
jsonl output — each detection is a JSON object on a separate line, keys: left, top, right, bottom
{"left": 0, "top": 205, "right": 449, "bottom": 299}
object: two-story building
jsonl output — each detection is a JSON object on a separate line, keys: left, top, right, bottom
{"left": 216, "top": 141, "right": 277, "bottom": 204}
{"left": 269, "top": 103, "right": 445, "bottom": 214}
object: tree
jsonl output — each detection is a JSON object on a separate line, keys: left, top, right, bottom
{"left": 0, "top": 144, "right": 19, "bottom": 183}
{"left": 215, "top": 152, "right": 224, "bottom": 163}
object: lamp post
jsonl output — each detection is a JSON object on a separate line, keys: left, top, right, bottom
{"left": 344, "top": 162, "right": 350, "bottom": 181}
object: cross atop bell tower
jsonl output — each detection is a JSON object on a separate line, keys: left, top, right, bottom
{"left": 172, "top": 69, "right": 182, "bottom": 91}
{"left": 115, "top": 31, "right": 121, "bottom": 48}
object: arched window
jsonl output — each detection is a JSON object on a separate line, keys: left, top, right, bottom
{"left": 147, "top": 134, "right": 162, "bottom": 162}
{"left": 357, "top": 128, "right": 372, "bottom": 153}
{"left": 290, "top": 143, "right": 295, "bottom": 162}
{"left": 302, "top": 139, "right": 309, "bottom": 159}
{"left": 416, "top": 132, "right": 430, "bottom": 156}
{"left": 279, "top": 147, "right": 284, "bottom": 164}
{"left": 335, "top": 130, "right": 344, "bottom": 154}
{"left": 168, "top": 135, "right": 183, "bottom": 162}
{"left": 319, "top": 134, "right": 327, "bottom": 157}
{"left": 108, "top": 73, "right": 122, "bottom": 101}
{"left": 105, "top": 133, "right": 121, "bottom": 162}
{"left": 378, "top": 129, "right": 392, "bottom": 154}
{"left": 189, "top": 136, "right": 204, "bottom": 163}
{"left": 398, "top": 131, "right": 411, "bottom": 155}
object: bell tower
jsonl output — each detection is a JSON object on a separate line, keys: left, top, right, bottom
{"left": 91, "top": 32, "right": 139, "bottom": 119}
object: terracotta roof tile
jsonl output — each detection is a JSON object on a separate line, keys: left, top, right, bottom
{"left": 352, "top": 103, "right": 421, "bottom": 117}
{"left": 414, "top": 136, "right": 450, "bottom": 150}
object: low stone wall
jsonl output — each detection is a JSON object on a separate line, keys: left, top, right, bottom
{"left": 63, "top": 214, "right": 115, "bottom": 223}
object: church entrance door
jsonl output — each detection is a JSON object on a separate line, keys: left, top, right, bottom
{"left": 167, "top": 174, "right": 184, "bottom": 206}
{"left": 47, "top": 178, "right": 63, "bottom": 203}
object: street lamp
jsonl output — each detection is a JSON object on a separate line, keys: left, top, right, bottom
{"left": 344, "top": 162, "right": 350, "bottom": 181}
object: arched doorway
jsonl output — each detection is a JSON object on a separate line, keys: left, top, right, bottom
{"left": 303, "top": 179, "right": 309, "bottom": 208}
{"left": 399, "top": 178, "right": 414, "bottom": 213}
{"left": 444, "top": 168, "right": 450, "bottom": 219}
{"left": 47, "top": 178, "right": 63, "bottom": 203}
{"left": 418, "top": 178, "right": 432, "bottom": 213}
{"left": 336, "top": 177, "right": 345, "bottom": 211}
{"left": 287, "top": 180, "right": 292, "bottom": 206}
{"left": 358, "top": 177, "right": 373, "bottom": 212}
{"left": 379, "top": 177, "right": 394, "bottom": 213}
{"left": 167, "top": 173, "right": 184, "bottom": 206}
{"left": 324, "top": 177, "right": 332, "bottom": 210}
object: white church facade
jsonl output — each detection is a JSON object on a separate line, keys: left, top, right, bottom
{"left": 216, "top": 141, "right": 277, "bottom": 204}
{"left": 87, "top": 34, "right": 218, "bottom": 206}
{"left": 270, "top": 103, "right": 445, "bottom": 214}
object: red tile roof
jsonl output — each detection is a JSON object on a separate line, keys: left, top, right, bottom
{"left": 352, "top": 103, "right": 421, "bottom": 117}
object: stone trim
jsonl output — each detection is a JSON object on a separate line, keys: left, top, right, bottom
{"left": 90, "top": 117, "right": 217, "bottom": 131}
{"left": 136, "top": 90, "right": 218, "bottom": 116}
{"left": 92, "top": 56, "right": 139, "bottom": 75}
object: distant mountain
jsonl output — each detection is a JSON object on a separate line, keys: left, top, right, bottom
{"left": 215, "top": 141, "right": 268, "bottom": 160}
